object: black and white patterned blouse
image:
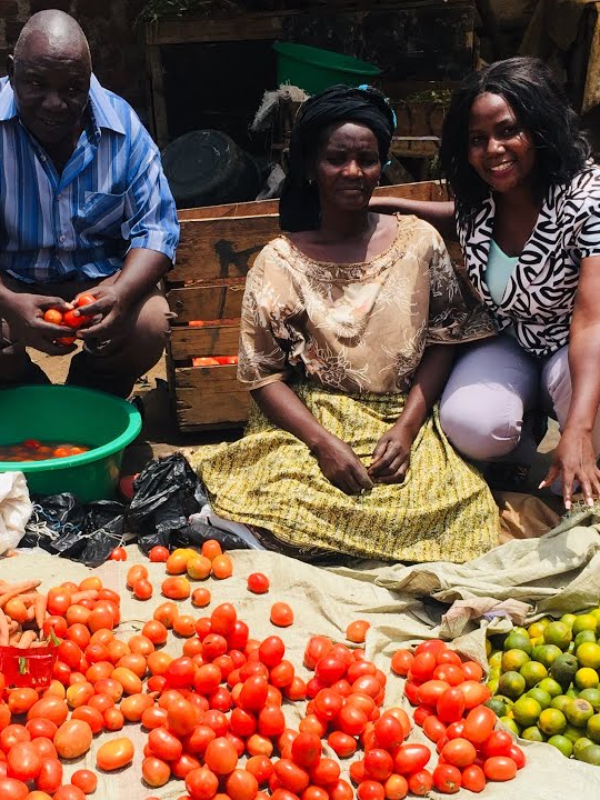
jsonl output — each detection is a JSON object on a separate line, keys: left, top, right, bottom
{"left": 456, "top": 164, "right": 600, "bottom": 358}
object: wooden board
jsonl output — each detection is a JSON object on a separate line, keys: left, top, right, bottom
{"left": 174, "top": 387, "right": 251, "bottom": 429}
{"left": 170, "top": 325, "right": 241, "bottom": 362}
{"left": 168, "top": 279, "right": 246, "bottom": 323}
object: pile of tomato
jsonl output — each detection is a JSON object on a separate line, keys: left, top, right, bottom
{"left": 0, "top": 542, "right": 529, "bottom": 800}
{"left": 43, "top": 293, "right": 96, "bottom": 347}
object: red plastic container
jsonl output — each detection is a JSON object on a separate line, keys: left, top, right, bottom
{"left": 0, "top": 644, "right": 58, "bottom": 688}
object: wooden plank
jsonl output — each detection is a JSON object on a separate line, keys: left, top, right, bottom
{"left": 170, "top": 325, "right": 241, "bottom": 361}
{"left": 175, "top": 387, "right": 250, "bottom": 428}
{"left": 168, "top": 280, "right": 245, "bottom": 324}
{"left": 174, "top": 216, "right": 280, "bottom": 284}
{"left": 174, "top": 364, "right": 243, "bottom": 391}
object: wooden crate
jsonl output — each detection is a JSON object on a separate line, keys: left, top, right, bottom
{"left": 168, "top": 180, "right": 454, "bottom": 433}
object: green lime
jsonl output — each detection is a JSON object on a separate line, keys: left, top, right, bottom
{"left": 579, "top": 688, "right": 600, "bottom": 711}
{"left": 502, "top": 649, "right": 530, "bottom": 673}
{"left": 498, "top": 671, "right": 527, "bottom": 699}
{"left": 574, "top": 630, "right": 597, "bottom": 649}
{"left": 531, "top": 644, "right": 563, "bottom": 669}
{"left": 577, "top": 744, "right": 600, "bottom": 765}
{"left": 550, "top": 695, "right": 570, "bottom": 713}
{"left": 503, "top": 631, "right": 533, "bottom": 655}
{"left": 488, "top": 651, "right": 503, "bottom": 670}
{"left": 574, "top": 737, "right": 595, "bottom": 758}
{"left": 487, "top": 678, "right": 499, "bottom": 694}
{"left": 545, "top": 622, "right": 573, "bottom": 650}
{"left": 538, "top": 708, "right": 567, "bottom": 735}
{"left": 547, "top": 734, "right": 573, "bottom": 757}
{"left": 575, "top": 668, "right": 600, "bottom": 691}
{"left": 512, "top": 697, "right": 542, "bottom": 727}
{"left": 561, "top": 614, "right": 577, "bottom": 629}
{"left": 521, "top": 726, "right": 546, "bottom": 741}
{"left": 562, "top": 724, "right": 585, "bottom": 744}
{"left": 537, "top": 678, "right": 564, "bottom": 698}
{"left": 520, "top": 660, "right": 548, "bottom": 688}
{"left": 499, "top": 716, "right": 520, "bottom": 736}
{"left": 527, "top": 688, "right": 552, "bottom": 709}
{"left": 485, "top": 697, "right": 508, "bottom": 717}
{"left": 529, "top": 618, "right": 551, "bottom": 639}
{"left": 577, "top": 642, "right": 600, "bottom": 670}
{"left": 572, "top": 614, "right": 599, "bottom": 635}
{"left": 565, "top": 698, "right": 595, "bottom": 728}
{"left": 587, "top": 713, "right": 600, "bottom": 742}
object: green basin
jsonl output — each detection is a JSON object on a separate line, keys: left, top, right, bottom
{"left": 273, "top": 42, "right": 381, "bottom": 95}
{"left": 0, "top": 385, "right": 142, "bottom": 502}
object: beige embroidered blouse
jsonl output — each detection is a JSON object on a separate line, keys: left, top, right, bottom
{"left": 238, "top": 215, "right": 495, "bottom": 394}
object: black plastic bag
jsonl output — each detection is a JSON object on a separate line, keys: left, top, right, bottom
{"left": 127, "top": 453, "right": 205, "bottom": 554}
{"left": 22, "top": 494, "right": 127, "bottom": 566}
{"left": 172, "top": 520, "right": 255, "bottom": 552}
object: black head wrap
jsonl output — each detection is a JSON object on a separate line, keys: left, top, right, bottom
{"left": 279, "top": 84, "right": 395, "bottom": 232}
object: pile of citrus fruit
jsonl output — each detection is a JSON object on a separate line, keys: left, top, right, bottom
{"left": 485, "top": 607, "right": 600, "bottom": 765}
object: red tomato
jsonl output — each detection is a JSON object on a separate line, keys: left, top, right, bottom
{"left": 407, "top": 770, "right": 433, "bottom": 797}
{"left": 259, "top": 636, "right": 285, "bottom": 668}
{"left": 270, "top": 602, "right": 294, "bottom": 627}
{"left": 463, "top": 706, "right": 497, "bottom": 746}
{"left": 445, "top": 720, "right": 466, "bottom": 740}
{"left": 459, "top": 681, "right": 491, "bottom": 710}
{"left": 211, "top": 604, "right": 238, "bottom": 637}
{"left": 373, "top": 713, "right": 405, "bottom": 751}
{"left": 303, "top": 637, "right": 333, "bottom": 670}
{"left": 149, "top": 546, "right": 170, "bottom": 562}
{"left": 364, "top": 748, "right": 393, "bottom": 781}
{"left": 142, "top": 756, "right": 171, "bottom": 788}
{"left": 483, "top": 757, "right": 517, "bottom": 782}
{"left": 337, "top": 704, "right": 368, "bottom": 736}
{"left": 76, "top": 293, "right": 97, "bottom": 308}
{"left": 37, "top": 758, "right": 63, "bottom": 793}
{"left": 7, "top": 741, "right": 41, "bottom": 781}
{"left": 258, "top": 705, "right": 285, "bottom": 737}
{"left": 96, "top": 737, "right": 134, "bottom": 771}
{"left": 461, "top": 661, "right": 484, "bottom": 681}
{"left": 186, "top": 766, "right": 219, "bottom": 800}
{"left": 133, "top": 578, "right": 153, "bottom": 600}
{"left": 315, "top": 657, "right": 347, "bottom": 686}
{"left": 53, "top": 787, "right": 87, "bottom": 800}
{"left": 433, "top": 664, "right": 465, "bottom": 686}
{"left": 415, "top": 639, "right": 447, "bottom": 656}
{"left": 329, "top": 779, "right": 354, "bottom": 800}
{"left": 357, "top": 780, "right": 385, "bottom": 800}
{"left": 507, "top": 744, "right": 526, "bottom": 769}
{"left": 314, "top": 689, "right": 343, "bottom": 722}
{"left": 310, "top": 758, "right": 340, "bottom": 787}
{"left": 168, "top": 697, "right": 199, "bottom": 737}
{"left": 390, "top": 650, "right": 413, "bottom": 677}
{"left": 109, "top": 547, "right": 127, "bottom": 561}
{"left": 409, "top": 652, "right": 436, "bottom": 682}
{"left": 274, "top": 759, "right": 310, "bottom": 794}
{"left": 432, "top": 764, "right": 461, "bottom": 794}
{"left": 226, "top": 768, "right": 259, "bottom": 800}
{"left": 483, "top": 730, "right": 513, "bottom": 758}
{"left": 291, "top": 732, "right": 322, "bottom": 769}
{"left": 149, "top": 727, "right": 183, "bottom": 762}
{"left": 417, "top": 680, "right": 450, "bottom": 707}
{"left": 422, "top": 715, "right": 447, "bottom": 743}
{"left": 393, "top": 743, "right": 431, "bottom": 776}
{"left": 440, "top": 738, "right": 477, "bottom": 768}
{"left": 204, "top": 737, "right": 238, "bottom": 775}
{"left": 247, "top": 573, "right": 270, "bottom": 594}
{"left": 240, "top": 676, "right": 269, "bottom": 712}
{"left": 71, "top": 769, "right": 98, "bottom": 794}
{"left": 328, "top": 731, "right": 357, "bottom": 759}
{"left": 461, "top": 765, "right": 486, "bottom": 793}
{"left": 436, "top": 688, "right": 465, "bottom": 724}
{"left": 413, "top": 705, "right": 434, "bottom": 727}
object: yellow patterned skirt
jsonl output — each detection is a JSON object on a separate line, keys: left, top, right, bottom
{"left": 194, "top": 384, "right": 500, "bottom": 563}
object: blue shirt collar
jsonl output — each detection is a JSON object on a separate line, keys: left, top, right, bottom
{"left": 0, "top": 73, "right": 125, "bottom": 136}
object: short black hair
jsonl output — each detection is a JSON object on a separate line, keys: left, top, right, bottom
{"left": 439, "top": 56, "right": 591, "bottom": 213}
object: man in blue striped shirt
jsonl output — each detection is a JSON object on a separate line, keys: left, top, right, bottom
{"left": 0, "top": 10, "right": 179, "bottom": 397}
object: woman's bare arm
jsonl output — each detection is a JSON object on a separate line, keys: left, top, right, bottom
{"left": 369, "top": 197, "right": 456, "bottom": 239}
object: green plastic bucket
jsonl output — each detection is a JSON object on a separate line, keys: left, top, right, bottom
{"left": 273, "top": 42, "right": 381, "bottom": 94}
{"left": 0, "top": 385, "right": 142, "bottom": 502}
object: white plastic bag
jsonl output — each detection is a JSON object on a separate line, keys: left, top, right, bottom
{"left": 0, "top": 472, "right": 32, "bottom": 555}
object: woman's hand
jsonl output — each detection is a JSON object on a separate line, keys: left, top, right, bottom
{"left": 312, "top": 434, "right": 373, "bottom": 495}
{"left": 540, "top": 426, "right": 600, "bottom": 509}
{"left": 368, "top": 422, "right": 416, "bottom": 484}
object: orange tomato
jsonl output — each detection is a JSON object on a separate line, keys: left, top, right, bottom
{"left": 346, "top": 620, "right": 370, "bottom": 644}
{"left": 187, "top": 556, "right": 212, "bottom": 580}
{"left": 270, "top": 602, "right": 294, "bottom": 627}
{"left": 162, "top": 576, "right": 191, "bottom": 600}
{"left": 192, "top": 587, "right": 212, "bottom": 607}
{"left": 43, "top": 308, "right": 63, "bottom": 325}
{"left": 211, "top": 554, "right": 233, "bottom": 580}
{"left": 96, "top": 737, "right": 134, "bottom": 771}
{"left": 201, "top": 540, "right": 223, "bottom": 561}
{"left": 54, "top": 720, "right": 93, "bottom": 759}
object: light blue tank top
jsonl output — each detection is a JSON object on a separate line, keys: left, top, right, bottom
{"left": 486, "top": 240, "right": 519, "bottom": 305}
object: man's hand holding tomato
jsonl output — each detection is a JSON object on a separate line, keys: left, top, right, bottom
{"left": 73, "top": 284, "right": 135, "bottom": 350}
{"left": 0, "top": 289, "right": 75, "bottom": 355}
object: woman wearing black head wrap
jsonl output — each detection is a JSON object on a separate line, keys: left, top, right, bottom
{"left": 196, "top": 85, "right": 500, "bottom": 564}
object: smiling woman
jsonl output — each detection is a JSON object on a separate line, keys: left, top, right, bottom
{"left": 194, "top": 85, "right": 500, "bottom": 565}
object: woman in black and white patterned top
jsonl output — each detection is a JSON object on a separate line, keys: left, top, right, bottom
{"left": 372, "top": 57, "right": 600, "bottom": 509}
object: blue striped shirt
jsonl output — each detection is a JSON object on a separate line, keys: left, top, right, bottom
{"left": 0, "top": 74, "right": 179, "bottom": 284}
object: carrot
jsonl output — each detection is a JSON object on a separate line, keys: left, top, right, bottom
{"left": 70, "top": 590, "right": 98, "bottom": 603}
{"left": 0, "top": 581, "right": 42, "bottom": 609}
{"left": 0, "top": 609, "right": 9, "bottom": 646}
{"left": 35, "top": 594, "right": 47, "bottom": 631}
{"left": 26, "top": 605, "right": 36, "bottom": 621}
{"left": 17, "top": 631, "right": 37, "bottom": 649}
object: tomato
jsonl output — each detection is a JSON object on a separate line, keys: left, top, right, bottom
{"left": 458, "top": 681, "right": 491, "bottom": 710}
{"left": 507, "top": 744, "right": 526, "bottom": 769}
{"left": 364, "top": 748, "right": 394, "bottom": 781}
{"left": 483, "top": 730, "right": 513, "bottom": 758}
{"left": 275, "top": 759, "right": 311, "bottom": 794}
{"left": 72, "top": 706, "right": 104, "bottom": 734}
{"left": 407, "top": 769, "right": 433, "bottom": 797}
{"left": 0, "top": 778, "right": 29, "bottom": 800}
{"left": 461, "top": 764, "right": 486, "bottom": 793}
{"left": 433, "top": 664, "right": 465, "bottom": 686}
{"left": 304, "top": 637, "right": 333, "bottom": 670}
{"left": 192, "top": 588, "right": 212, "bottom": 607}
{"left": 357, "top": 781, "right": 385, "bottom": 800}
{"left": 54, "top": 785, "right": 87, "bottom": 800}
{"left": 44, "top": 308, "right": 64, "bottom": 324}
{"left": 409, "top": 652, "right": 436, "bottom": 682}
{"left": 211, "top": 603, "right": 237, "bottom": 637}
{"left": 204, "top": 737, "right": 238, "bottom": 775}
{"left": 383, "top": 774, "right": 408, "bottom": 800}
{"left": 463, "top": 706, "right": 496, "bottom": 746}
{"left": 26, "top": 718, "right": 57, "bottom": 740}
{"left": 417, "top": 680, "right": 450, "bottom": 707}
{"left": 240, "top": 676, "right": 269, "bottom": 712}
{"left": 258, "top": 704, "right": 285, "bottom": 737}
{"left": 389, "top": 650, "right": 413, "bottom": 677}
{"left": 149, "top": 545, "right": 170, "bottom": 562}
{"left": 37, "top": 758, "right": 63, "bottom": 793}
{"left": 186, "top": 765, "right": 219, "bottom": 800}
{"left": 7, "top": 741, "right": 41, "bottom": 781}
{"left": 226, "top": 768, "right": 259, "bottom": 800}
{"left": 291, "top": 732, "right": 322, "bottom": 768}
{"left": 258, "top": 636, "right": 285, "bottom": 668}
{"left": 211, "top": 554, "right": 233, "bottom": 579}
{"left": 329, "top": 779, "right": 354, "bottom": 800}
{"left": 248, "top": 573, "right": 270, "bottom": 594}
{"left": 143, "top": 756, "right": 171, "bottom": 787}
{"left": 309, "top": 758, "right": 340, "bottom": 787}
{"left": 109, "top": 546, "right": 127, "bottom": 561}
{"left": 143, "top": 620, "right": 169, "bottom": 645}
{"left": 71, "top": 769, "right": 98, "bottom": 794}
{"left": 132, "top": 578, "right": 153, "bottom": 600}
{"left": 43, "top": 615, "right": 68, "bottom": 639}
{"left": 461, "top": 660, "right": 484, "bottom": 681}
{"left": 270, "top": 602, "right": 294, "bottom": 627}
{"left": 437, "top": 688, "right": 465, "bottom": 724}
{"left": 422, "top": 715, "right": 447, "bottom": 743}
{"left": 392, "top": 743, "right": 430, "bottom": 775}
{"left": 76, "top": 293, "right": 97, "bottom": 309}
{"left": 48, "top": 588, "right": 72, "bottom": 616}
{"left": 54, "top": 720, "right": 93, "bottom": 759}
{"left": 433, "top": 764, "right": 461, "bottom": 794}
{"left": 346, "top": 620, "right": 370, "bottom": 643}
{"left": 162, "top": 576, "right": 191, "bottom": 600}
{"left": 246, "top": 755, "right": 274, "bottom": 785}
{"left": 373, "top": 713, "right": 405, "bottom": 751}
{"left": 440, "top": 738, "right": 477, "bottom": 768}
{"left": 96, "top": 737, "right": 134, "bottom": 771}
{"left": 328, "top": 731, "right": 357, "bottom": 758}
{"left": 483, "top": 756, "right": 517, "bottom": 782}
{"left": 169, "top": 696, "right": 199, "bottom": 737}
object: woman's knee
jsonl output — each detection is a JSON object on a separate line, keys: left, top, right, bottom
{"left": 439, "top": 388, "right": 524, "bottom": 460}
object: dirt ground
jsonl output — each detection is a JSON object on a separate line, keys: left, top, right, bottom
{"left": 31, "top": 347, "right": 560, "bottom": 497}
